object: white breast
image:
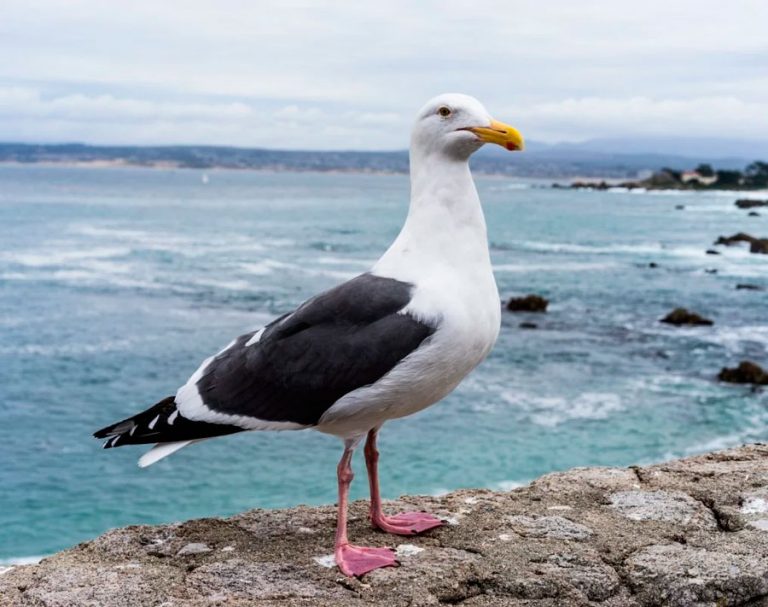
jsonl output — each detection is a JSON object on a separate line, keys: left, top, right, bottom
{"left": 316, "top": 264, "right": 500, "bottom": 439}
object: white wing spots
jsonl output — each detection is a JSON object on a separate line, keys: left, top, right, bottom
{"left": 128, "top": 424, "right": 137, "bottom": 436}
{"left": 245, "top": 328, "right": 265, "bottom": 347}
{"left": 138, "top": 440, "right": 197, "bottom": 468}
{"left": 216, "top": 339, "right": 238, "bottom": 356}
{"left": 167, "top": 410, "right": 179, "bottom": 426}
{"left": 147, "top": 415, "right": 160, "bottom": 430}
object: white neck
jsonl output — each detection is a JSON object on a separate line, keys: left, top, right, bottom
{"left": 373, "top": 148, "right": 492, "bottom": 280}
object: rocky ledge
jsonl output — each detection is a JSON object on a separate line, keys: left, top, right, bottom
{"left": 3, "top": 444, "right": 768, "bottom": 607}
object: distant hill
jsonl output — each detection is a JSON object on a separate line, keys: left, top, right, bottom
{"left": 0, "top": 140, "right": 762, "bottom": 178}
{"left": 539, "top": 136, "right": 768, "bottom": 160}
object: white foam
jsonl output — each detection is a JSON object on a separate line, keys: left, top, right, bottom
{"left": 494, "top": 480, "right": 527, "bottom": 491}
{"left": 240, "top": 258, "right": 356, "bottom": 281}
{"left": 189, "top": 277, "right": 254, "bottom": 292}
{"left": 502, "top": 392, "right": 623, "bottom": 427}
{"left": 0, "top": 246, "right": 130, "bottom": 267}
{"left": 316, "top": 256, "right": 375, "bottom": 267}
{"left": 0, "top": 555, "right": 47, "bottom": 568}
{"left": 493, "top": 261, "right": 618, "bottom": 273}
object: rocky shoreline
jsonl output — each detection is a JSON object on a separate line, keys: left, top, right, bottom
{"left": 3, "top": 444, "right": 768, "bottom": 606}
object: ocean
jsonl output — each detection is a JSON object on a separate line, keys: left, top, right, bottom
{"left": 1, "top": 164, "right": 766, "bottom": 562}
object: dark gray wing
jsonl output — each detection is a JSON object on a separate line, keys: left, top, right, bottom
{"left": 195, "top": 273, "right": 436, "bottom": 426}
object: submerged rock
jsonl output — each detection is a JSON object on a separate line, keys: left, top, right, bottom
{"left": 735, "top": 198, "right": 768, "bottom": 209}
{"left": 4, "top": 445, "right": 768, "bottom": 606}
{"left": 506, "top": 294, "right": 549, "bottom": 313}
{"left": 660, "top": 308, "right": 714, "bottom": 326}
{"left": 718, "top": 361, "right": 768, "bottom": 385}
{"left": 715, "top": 232, "right": 756, "bottom": 246}
{"left": 519, "top": 321, "right": 539, "bottom": 329}
{"left": 749, "top": 211, "right": 761, "bottom": 217}
{"left": 714, "top": 232, "right": 768, "bottom": 254}
{"left": 705, "top": 249, "right": 720, "bottom": 255}
{"left": 736, "top": 283, "right": 765, "bottom": 291}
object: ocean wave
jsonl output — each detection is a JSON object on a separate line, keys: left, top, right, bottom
{"left": 622, "top": 188, "right": 768, "bottom": 198}
{"left": 0, "top": 246, "right": 131, "bottom": 267}
{"left": 701, "top": 325, "right": 768, "bottom": 351}
{"left": 493, "top": 479, "right": 528, "bottom": 491}
{"left": 0, "top": 554, "right": 47, "bottom": 575}
{"left": 315, "top": 256, "right": 375, "bottom": 267}
{"left": 187, "top": 277, "right": 255, "bottom": 292}
{"left": 1, "top": 269, "right": 166, "bottom": 291}
{"left": 513, "top": 240, "right": 674, "bottom": 255}
{"left": 640, "top": 323, "right": 768, "bottom": 352}
{"left": 241, "top": 258, "right": 356, "bottom": 281}
{"left": 509, "top": 241, "right": 768, "bottom": 266}
{"left": 493, "top": 261, "right": 618, "bottom": 273}
{"left": 501, "top": 391, "right": 623, "bottom": 427}
{"left": 70, "top": 224, "right": 295, "bottom": 255}
{"left": 486, "top": 182, "right": 531, "bottom": 191}
{"left": 0, "top": 340, "right": 137, "bottom": 357}
{"left": 662, "top": 412, "right": 768, "bottom": 462}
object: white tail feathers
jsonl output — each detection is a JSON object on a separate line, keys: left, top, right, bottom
{"left": 138, "top": 440, "right": 197, "bottom": 468}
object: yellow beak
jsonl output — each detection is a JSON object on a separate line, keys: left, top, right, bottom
{"left": 465, "top": 119, "right": 525, "bottom": 151}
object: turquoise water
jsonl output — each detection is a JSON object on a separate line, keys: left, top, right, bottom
{"left": 1, "top": 165, "right": 767, "bottom": 561}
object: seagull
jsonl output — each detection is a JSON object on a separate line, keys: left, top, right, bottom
{"left": 94, "top": 93, "right": 524, "bottom": 577}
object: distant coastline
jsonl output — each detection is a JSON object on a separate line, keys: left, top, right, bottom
{"left": 1, "top": 142, "right": 762, "bottom": 180}
{"left": 558, "top": 161, "right": 768, "bottom": 192}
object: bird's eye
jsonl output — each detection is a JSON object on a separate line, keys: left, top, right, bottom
{"left": 437, "top": 106, "right": 452, "bottom": 117}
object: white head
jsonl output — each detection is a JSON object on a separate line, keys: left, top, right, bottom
{"left": 411, "top": 93, "right": 524, "bottom": 162}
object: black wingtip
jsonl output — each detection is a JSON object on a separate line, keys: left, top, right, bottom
{"left": 93, "top": 427, "right": 112, "bottom": 439}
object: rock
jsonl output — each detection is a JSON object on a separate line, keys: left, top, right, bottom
{"left": 507, "top": 294, "right": 549, "bottom": 313}
{"left": 675, "top": 205, "right": 685, "bottom": 210}
{"left": 749, "top": 211, "right": 761, "bottom": 217}
{"left": 4, "top": 444, "right": 768, "bottom": 606}
{"left": 626, "top": 543, "right": 768, "bottom": 606}
{"left": 176, "top": 542, "right": 212, "bottom": 556}
{"left": 648, "top": 262, "right": 659, "bottom": 268}
{"left": 735, "top": 198, "right": 768, "bottom": 209}
{"left": 715, "top": 231, "right": 756, "bottom": 246}
{"left": 608, "top": 490, "right": 717, "bottom": 528}
{"left": 736, "top": 283, "right": 765, "bottom": 291}
{"left": 704, "top": 268, "right": 718, "bottom": 274}
{"left": 660, "top": 308, "right": 714, "bottom": 326}
{"left": 705, "top": 249, "right": 720, "bottom": 255}
{"left": 714, "top": 232, "right": 768, "bottom": 254}
{"left": 506, "top": 514, "right": 593, "bottom": 540}
{"left": 569, "top": 180, "right": 610, "bottom": 190}
{"left": 718, "top": 360, "right": 768, "bottom": 385}
{"left": 519, "top": 322, "right": 539, "bottom": 329}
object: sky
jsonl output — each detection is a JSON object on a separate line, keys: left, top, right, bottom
{"left": 1, "top": 0, "right": 766, "bottom": 150}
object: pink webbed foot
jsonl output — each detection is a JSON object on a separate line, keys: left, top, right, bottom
{"left": 372, "top": 511, "right": 445, "bottom": 536}
{"left": 335, "top": 543, "right": 398, "bottom": 577}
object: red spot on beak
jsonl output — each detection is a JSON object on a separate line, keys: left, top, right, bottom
{"left": 506, "top": 142, "right": 519, "bottom": 151}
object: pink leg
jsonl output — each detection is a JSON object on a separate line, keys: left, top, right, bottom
{"left": 334, "top": 441, "right": 398, "bottom": 577}
{"left": 364, "top": 428, "right": 445, "bottom": 536}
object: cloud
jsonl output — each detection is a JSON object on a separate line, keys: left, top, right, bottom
{"left": 0, "top": 0, "right": 766, "bottom": 146}
{"left": 505, "top": 96, "right": 768, "bottom": 142}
